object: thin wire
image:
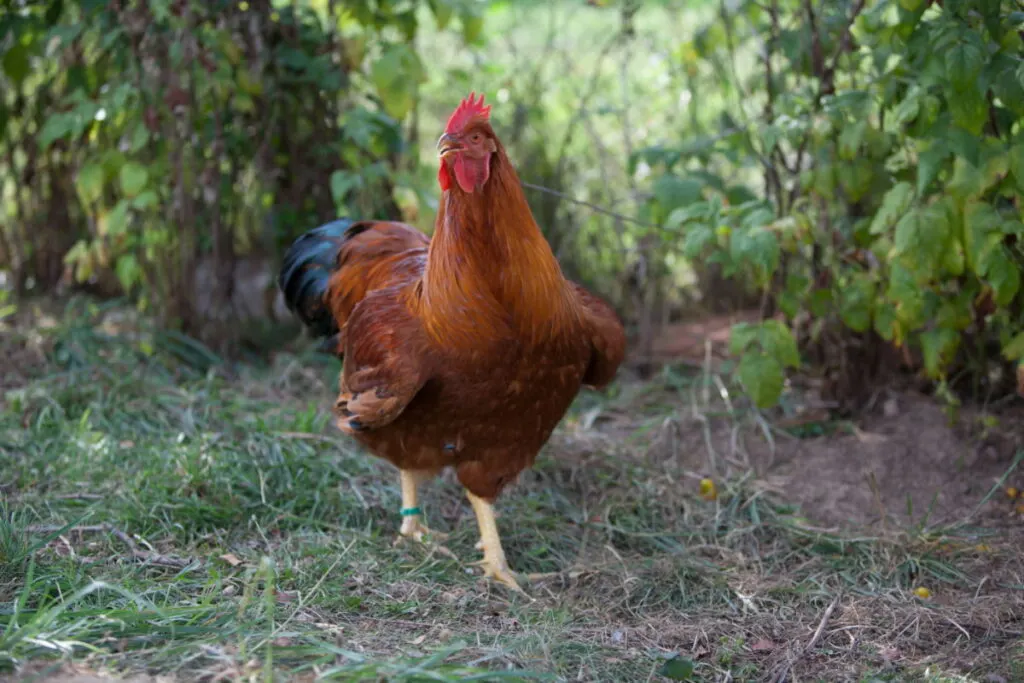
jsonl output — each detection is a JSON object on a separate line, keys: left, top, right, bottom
{"left": 520, "top": 181, "right": 658, "bottom": 230}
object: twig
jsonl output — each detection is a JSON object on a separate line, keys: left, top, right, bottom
{"left": 771, "top": 595, "right": 840, "bottom": 683}
{"left": 521, "top": 182, "right": 656, "bottom": 230}
{"left": 52, "top": 492, "right": 105, "bottom": 501}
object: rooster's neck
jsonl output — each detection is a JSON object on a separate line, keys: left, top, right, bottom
{"left": 421, "top": 152, "right": 577, "bottom": 348}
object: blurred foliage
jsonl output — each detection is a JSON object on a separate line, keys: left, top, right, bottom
{"left": 643, "top": 0, "right": 1024, "bottom": 408}
{"left": 3, "top": 0, "right": 1023, "bottom": 410}
{"left": 0, "top": 0, "right": 478, "bottom": 347}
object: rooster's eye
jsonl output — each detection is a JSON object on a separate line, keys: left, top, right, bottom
{"left": 470, "top": 133, "right": 482, "bottom": 143}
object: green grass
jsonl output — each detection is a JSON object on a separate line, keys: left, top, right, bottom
{"left": 1, "top": 303, "right": 1022, "bottom": 682}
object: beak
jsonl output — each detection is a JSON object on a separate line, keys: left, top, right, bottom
{"left": 437, "top": 133, "right": 461, "bottom": 159}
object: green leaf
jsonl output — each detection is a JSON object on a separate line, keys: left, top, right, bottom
{"left": 653, "top": 174, "right": 703, "bottom": 213}
{"left": 462, "top": 12, "right": 484, "bottom": 45}
{"left": 874, "top": 301, "right": 899, "bottom": 341}
{"left": 838, "top": 120, "right": 866, "bottom": 160}
{"left": 838, "top": 161, "right": 873, "bottom": 202}
{"left": 986, "top": 247, "right": 1020, "bottom": 306}
{"left": 759, "top": 123, "right": 779, "bottom": 154}
{"left": 949, "top": 86, "right": 987, "bottom": 134}
{"left": 429, "top": 0, "right": 454, "bottom": 29}
{"left": 870, "top": 182, "right": 914, "bottom": 235}
{"left": 888, "top": 264, "right": 926, "bottom": 330}
{"left": 808, "top": 288, "right": 832, "bottom": 317}
{"left": 683, "top": 224, "right": 715, "bottom": 259}
{"left": 105, "top": 200, "right": 131, "bottom": 236}
{"left": 118, "top": 162, "right": 149, "bottom": 198}
{"left": 737, "top": 352, "right": 785, "bottom": 409}
{"left": 995, "top": 64, "right": 1024, "bottom": 115}
{"left": 949, "top": 157, "right": 986, "bottom": 202}
{"left": 1003, "top": 332, "right": 1024, "bottom": 361}
{"left": 920, "top": 327, "right": 959, "bottom": 379}
{"left": 759, "top": 319, "right": 800, "bottom": 368}
{"left": 330, "top": 170, "right": 360, "bottom": 205}
{"left": 745, "top": 229, "right": 780, "bottom": 283}
{"left": 840, "top": 275, "right": 875, "bottom": 333}
{"left": 116, "top": 254, "right": 141, "bottom": 291}
{"left": 936, "top": 294, "right": 973, "bottom": 331}
{"left": 946, "top": 41, "right": 984, "bottom": 93}
{"left": 1009, "top": 142, "right": 1024, "bottom": 193}
{"left": 76, "top": 163, "right": 105, "bottom": 204}
{"left": 370, "top": 44, "right": 425, "bottom": 120}
{"left": 894, "top": 205, "right": 948, "bottom": 275}
{"left": 963, "top": 201, "right": 1003, "bottom": 274}
{"left": 893, "top": 90, "right": 920, "bottom": 127}
{"left": 39, "top": 112, "right": 72, "bottom": 148}
{"left": 2, "top": 43, "right": 31, "bottom": 85}
{"left": 917, "top": 141, "right": 949, "bottom": 195}
{"left": 132, "top": 190, "right": 159, "bottom": 210}
{"left": 728, "top": 322, "right": 760, "bottom": 355}
{"left": 659, "top": 656, "right": 694, "bottom": 681}
{"left": 665, "top": 203, "right": 710, "bottom": 232}
{"left": 129, "top": 122, "right": 150, "bottom": 153}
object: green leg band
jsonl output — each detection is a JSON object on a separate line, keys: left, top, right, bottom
{"left": 400, "top": 507, "right": 422, "bottom": 517}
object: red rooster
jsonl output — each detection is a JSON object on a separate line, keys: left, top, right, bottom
{"left": 279, "top": 93, "right": 625, "bottom": 590}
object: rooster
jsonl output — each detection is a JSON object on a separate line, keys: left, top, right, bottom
{"left": 279, "top": 93, "right": 625, "bottom": 591}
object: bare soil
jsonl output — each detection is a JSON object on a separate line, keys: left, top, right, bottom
{"left": 645, "top": 384, "right": 1024, "bottom": 530}
{"left": 647, "top": 314, "right": 1024, "bottom": 530}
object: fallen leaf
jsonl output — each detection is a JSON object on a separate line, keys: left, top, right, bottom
{"left": 220, "top": 553, "right": 243, "bottom": 567}
{"left": 659, "top": 655, "right": 694, "bottom": 680}
{"left": 410, "top": 634, "right": 428, "bottom": 645}
{"left": 750, "top": 638, "right": 776, "bottom": 653}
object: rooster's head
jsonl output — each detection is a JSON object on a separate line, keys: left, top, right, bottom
{"left": 437, "top": 92, "right": 496, "bottom": 194}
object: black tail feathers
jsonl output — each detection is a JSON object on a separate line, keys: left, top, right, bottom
{"left": 278, "top": 218, "right": 359, "bottom": 338}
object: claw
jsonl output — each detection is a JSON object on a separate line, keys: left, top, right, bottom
{"left": 478, "top": 554, "right": 525, "bottom": 593}
{"left": 465, "top": 490, "right": 529, "bottom": 595}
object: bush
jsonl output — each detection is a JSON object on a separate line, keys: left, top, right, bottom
{"left": 644, "top": 0, "right": 1024, "bottom": 408}
{"left": 0, "top": 0, "right": 478, "bottom": 348}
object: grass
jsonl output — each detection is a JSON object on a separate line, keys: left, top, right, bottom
{"left": 1, "top": 301, "right": 1022, "bottom": 682}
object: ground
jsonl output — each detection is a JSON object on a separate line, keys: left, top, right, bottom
{"left": 1, "top": 304, "right": 1022, "bottom": 682}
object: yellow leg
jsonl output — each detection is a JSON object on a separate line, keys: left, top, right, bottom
{"left": 397, "top": 470, "right": 447, "bottom": 542}
{"left": 466, "top": 490, "right": 523, "bottom": 593}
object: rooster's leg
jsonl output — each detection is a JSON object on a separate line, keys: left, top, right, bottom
{"left": 466, "top": 490, "right": 524, "bottom": 593}
{"left": 397, "top": 470, "right": 447, "bottom": 542}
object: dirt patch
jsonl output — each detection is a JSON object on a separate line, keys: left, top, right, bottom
{"left": 0, "top": 333, "right": 48, "bottom": 400}
{"left": 648, "top": 311, "right": 768, "bottom": 367}
{"left": 643, "top": 390, "right": 1024, "bottom": 529}
{"left": 0, "top": 663, "right": 164, "bottom": 683}
{"left": 761, "top": 394, "right": 1023, "bottom": 528}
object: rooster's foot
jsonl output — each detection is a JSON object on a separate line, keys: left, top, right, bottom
{"left": 397, "top": 516, "right": 449, "bottom": 543}
{"left": 471, "top": 554, "right": 526, "bottom": 594}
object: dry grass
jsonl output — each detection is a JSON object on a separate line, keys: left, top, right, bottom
{"left": 1, "top": 301, "right": 1022, "bottom": 682}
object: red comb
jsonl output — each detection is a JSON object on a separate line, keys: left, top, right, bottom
{"left": 444, "top": 92, "right": 491, "bottom": 134}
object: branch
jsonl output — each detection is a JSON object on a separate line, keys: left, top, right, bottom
{"left": 821, "top": 0, "right": 867, "bottom": 98}
{"left": 521, "top": 181, "right": 657, "bottom": 230}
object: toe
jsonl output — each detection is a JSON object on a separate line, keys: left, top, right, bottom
{"left": 490, "top": 568, "right": 525, "bottom": 593}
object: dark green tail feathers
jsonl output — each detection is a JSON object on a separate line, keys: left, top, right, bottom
{"left": 278, "top": 218, "right": 359, "bottom": 340}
